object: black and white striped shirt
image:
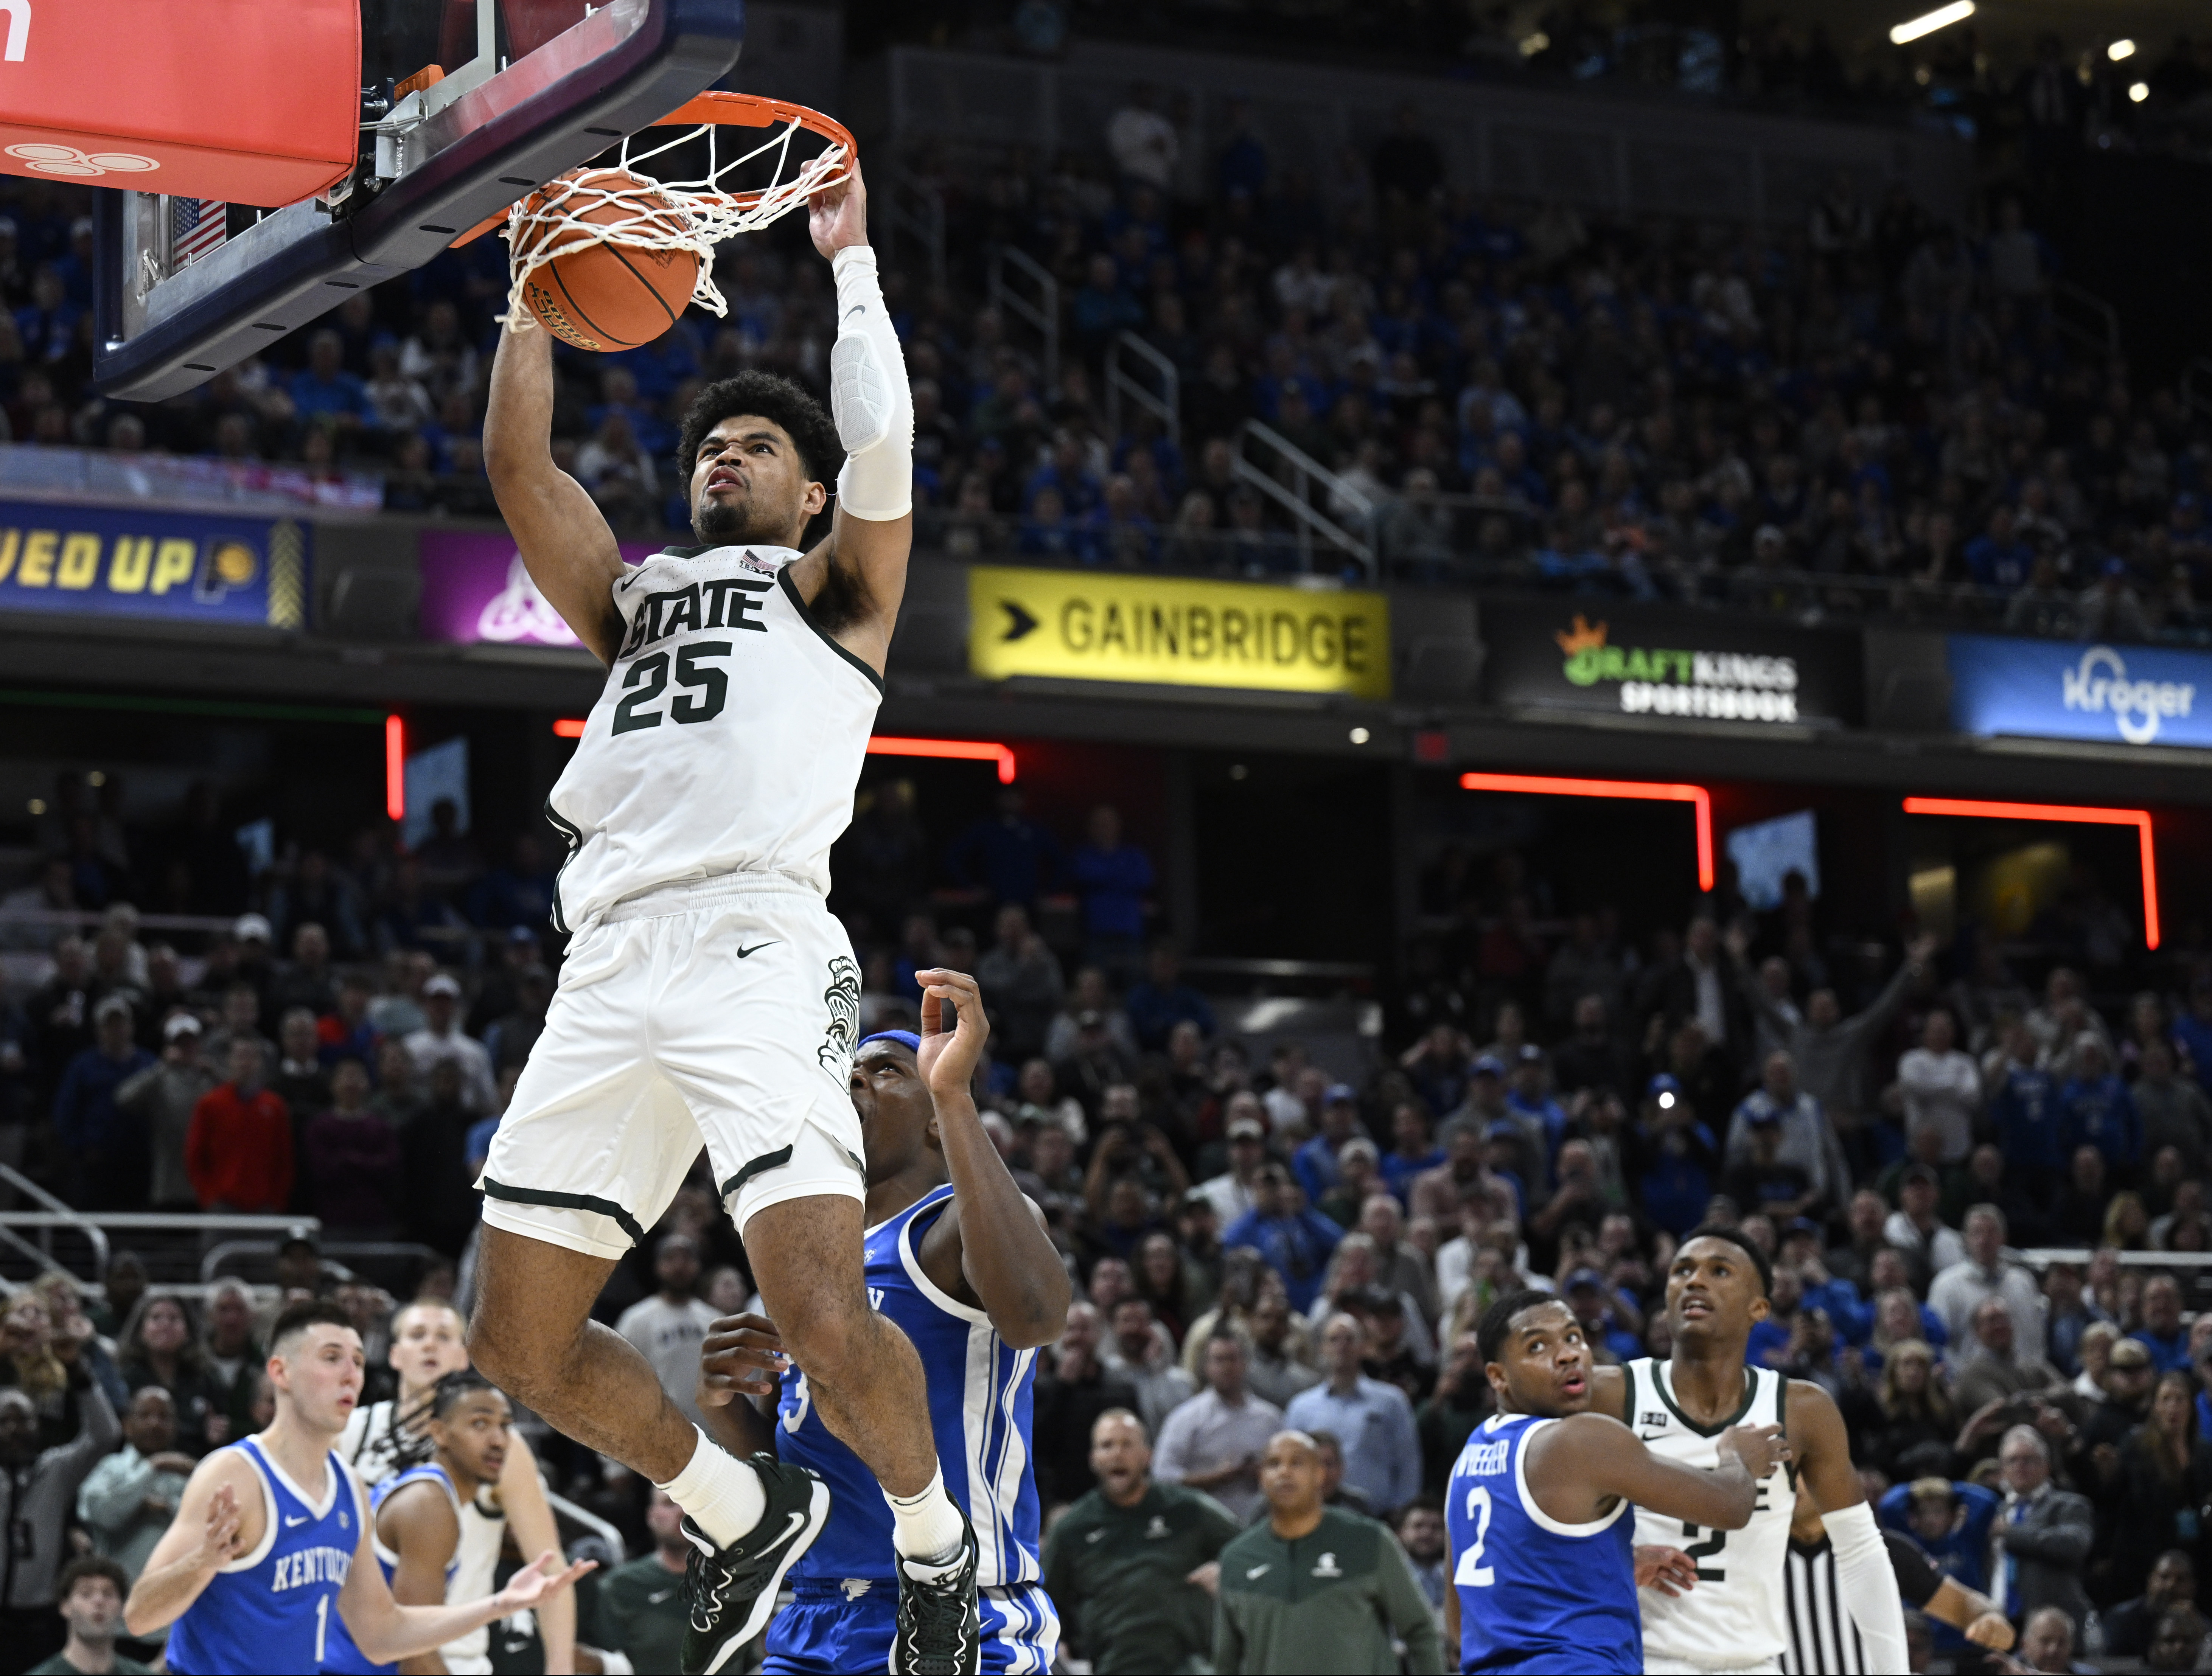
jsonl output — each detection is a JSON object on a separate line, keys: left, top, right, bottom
{"left": 1781, "top": 1532, "right": 1943, "bottom": 1674}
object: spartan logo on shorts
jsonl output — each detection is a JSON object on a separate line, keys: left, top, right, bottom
{"left": 818, "top": 954, "right": 862, "bottom": 1078}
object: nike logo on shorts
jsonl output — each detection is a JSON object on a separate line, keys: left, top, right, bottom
{"left": 736, "top": 942, "right": 779, "bottom": 958}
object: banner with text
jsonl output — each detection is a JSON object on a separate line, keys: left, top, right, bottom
{"left": 1481, "top": 599, "right": 1861, "bottom": 727}
{"left": 419, "top": 531, "right": 657, "bottom": 648}
{"left": 0, "top": 500, "right": 306, "bottom": 628}
{"left": 1948, "top": 634, "right": 2210, "bottom": 750}
{"left": 967, "top": 567, "right": 1391, "bottom": 699}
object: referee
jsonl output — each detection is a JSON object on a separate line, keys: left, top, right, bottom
{"left": 1781, "top": 1501, "right": 2014, "bottom": 1674}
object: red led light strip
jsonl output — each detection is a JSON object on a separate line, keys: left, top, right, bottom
{"left": 384, "top": 715, "right": 405, "bottom": 822}
{"left": 556, "top": 722, "right": 1017, "bottom": 786}
{"left": 1901, "top": 797, "right": 2160, "bottom": 951}
{"left": 1460, "top": 772, "right": 1714, "bottom": 892}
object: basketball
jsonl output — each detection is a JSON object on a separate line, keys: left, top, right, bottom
{"left": 514, "top": 168, "right": 699, "bottom": 352}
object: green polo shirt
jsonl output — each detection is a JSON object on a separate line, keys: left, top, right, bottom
{"left": 1043, "top": 1479, "right": 1243, "bottom": 1673}
{"left": 591, "top": 1553, "right": 687, "bottom": 1675}
{"left": 1213, "top": 1505, "right": 1443, "bottom": 1675}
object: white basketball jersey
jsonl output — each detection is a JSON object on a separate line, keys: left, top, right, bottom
{"left": 1626, "top": 1357, "right": 1796, "bottom": 1670}
{"left": 545, "top": 545, "right": 883, "bottom": 931}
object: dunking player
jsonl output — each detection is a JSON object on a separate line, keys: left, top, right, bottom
{"left": 473, "top": 157, "right": 975, "bottom": 1674}
{"left": 691, "top": 970, "right": 1072, "bottom": 1672}
{"left": 1444, "top": 1290, "right": 1789, "bottom": 1674}
{"left": 123, "top": 1300, "right": 588, "bottom": 1674}
{"left": 1589, "top": 1228, "right": 1909, "bottom": 1675}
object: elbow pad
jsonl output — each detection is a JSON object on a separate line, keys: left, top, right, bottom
{"left": 1826, "top": 1501, "right": 1911, "bottom": 1674}
{"left": 829, "top": 245, "right": 913, "bottom": 520}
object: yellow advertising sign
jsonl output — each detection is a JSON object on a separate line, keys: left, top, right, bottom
{"left": 967, "top": 567, "right": 1391, "bottom": 700}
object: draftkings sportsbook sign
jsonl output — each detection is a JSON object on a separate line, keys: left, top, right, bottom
{"left": 1481, "top": 600, "right": 1860, "bottom": 728}
{"left": 968, "top": 567, "right": 1391, "bottom": 699}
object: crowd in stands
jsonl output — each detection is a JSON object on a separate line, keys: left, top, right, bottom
{"left": 6, "top": 57, "right": 2212, "bottom": 646}
{"left": 9, "top": 740, "right": 2212, "bottom": 1670}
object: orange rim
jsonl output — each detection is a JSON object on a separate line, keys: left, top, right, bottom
{"left": 451, "top": 93, "right": 854, "bottom": 248}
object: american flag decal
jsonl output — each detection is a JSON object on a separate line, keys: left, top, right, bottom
{"left": 171, "top": 198, "right": 227, "bottom": 268}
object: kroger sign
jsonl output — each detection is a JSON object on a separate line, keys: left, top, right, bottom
{"left": 1947, "top": 634, "right": 2209, "bottom": 750}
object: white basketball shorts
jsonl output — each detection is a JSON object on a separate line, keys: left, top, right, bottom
{"left": 479, "top": 873, "right": 867, "bottom": 1259}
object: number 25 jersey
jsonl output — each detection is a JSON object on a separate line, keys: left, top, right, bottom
{"left": 545, "top": 546, "right": 883, "bottom": 934}
{"left": 1626, "top": 1358, "right": 1796, "bottom": 1670}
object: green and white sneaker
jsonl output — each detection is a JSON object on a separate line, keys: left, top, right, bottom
{"left": 888, "top": 1517, "right": 980, "bottom": 1674}
{"left": 677, "top": 1454, "right": 830, "bottom": 1675}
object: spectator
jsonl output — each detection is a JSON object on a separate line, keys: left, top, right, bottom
{"left": 1283, "top": 1313, "right": 1421, "bottom": 1517}
{"left": 183, "top": 1039, "right": 291, "bottom": 1214}
{"left": 1105, "top": 85, "right": 1178, "bottom": 191}
{"left": 1395, "top": 1496, "right": 1448, "bottom": 1617}
{"left": 1723, "top": 1051, "right": 1851, "bottom": 1216}
{"left": 1222, "top": 1164, "right": 1343, "bottom": 1313}
{"left": 1897, "top": 1009, "right": 1980, "bottom": 1164}
{"left": 404, "top": 974, "right": 498, "bottom": 1115}
{"left": 50, "top": 996, "right": 153, "bottom": 1211}
{"left": 1884, "top": 1163, "right": 1965, "bottom": 1278}
{"left": 1988, "top": 1425, "right": 2094, "bottom": 1628}
{"left": 2109, "top": 1371, "right": 2212, "bottom": 1603}
{"left": 2015, "top": 1606, "right": 2086, "bottom": 1674}
{"left": 1032, "top": 1304, "right": 1140, "bottom": 1507}
{"left": 113, "top": 1014, "right": 216, "bottom": 1212}
{"left": 586, "top": 1490, "right": 688, "bottom": 1675}
{"left": 1195, "top": 1101, "right": 1272, "bottom": 1223}
{"left": 1930, "top": 1205, "right": 2047, "bottom": 1349}
{"left": 973, "top": 904, "right": 1064, "bottom": 1062}
{"left": 400, "top": 1059, "right": 477, "bottom": 1256}
{"left": 267, "top": 1007, "right": 330, "bottom": 1122}
{"left": 2062, "top": 1034, "right": 2141, "bottom": 1175}
{"left": 1044, "top": 1409, "right": 1240, "bottom": 1674}
{"left": 1124, "top": 941, "right": 1215, "bottom": 1053}
{"left": 2137, "top": 1041, "right": 2212, "bottom": 1177}
{"left": 1069, "top": 806, "right": 1154, "bottom": 981}
{"left": 0, "top": 1347, "right": 120, "bottom": 1668}
{"left": 2136, "top": 1274, "right": 2194, "bottom": 1373}
{"left": 2147, "top": 1606, "right": 2210, "bottom": 1673}
{"left": 114, "top": 1295, "right": 227, "bottom": 1456}
{"left": 2106, "top": 1550, "right": 2199, "bottom": 1660}
{"left": 1952, "top": 1298, "right": 2064, "bottom": 1414}
{"left": 1152, "top": 1332, "right": 1284, "bottom": 1522}
{"left": 28, "top": 1556, "right": 148, "bottom": 1676}
{"left": 1416, "top": 1332, "right": 1492, "bottom": 1496}
{"left": 614, "top": 1232, "right": 718, "bottom": 1428}
{"left": 1880, "top": 1477, "right": 2001, "bottom": 1603}
{"left": 300, "top": 1057, "right": 402, "bottom": 1234}
{"left": 1212, "top": 1430, "right": 1444, "bottom": 1674}
{"left": 1293, "top": 1085, "right": 1367, "bottom": 1205}
{"left": 1101, "top": 1296, "right": 1195, "bottom": 1435}
{"left": 1243, "top": 1290, "right": 1322, "bottom": 1410}
{"left": 74, "top": 1388, "right": 193, "bottom": 1582}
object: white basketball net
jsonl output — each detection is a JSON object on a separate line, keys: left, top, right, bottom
{"left": 497, "top": 112, "right": 852, "bottom": 333}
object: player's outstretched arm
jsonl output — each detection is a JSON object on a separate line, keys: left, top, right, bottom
{"left": 1536, "top": 1413, "right": 1786, "bottom": 1531}
{"left": 791, "top": 160, "right": 914, "bottom": 677}
{"left": 1791, "top": 1379, "right": 1911, "bottom": 1673}
{"left": 340, "top": 1500, "right": 594, "bottom": 1668}
{"left": 914, "top": 968, "right": 1073, "bottom": 1348}
{"left": 123, "top": 1453, "right": 259, "bottom": 1635}
{"left": 378, "top": 1479, "right": 463, "bottom": 1676}
{"left": 482, "top": 316, "right": 626, "bottom": 664}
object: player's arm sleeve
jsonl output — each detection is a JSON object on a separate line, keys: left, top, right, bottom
{"left": 829, "top": 245, "right": 912, "bottom": 521}
{"left": 1827, "top": 1501, "right": 1911, "bottom": 1675}
{"left": 1882, "top": 1529, "right": 1943, "bottom": 1609}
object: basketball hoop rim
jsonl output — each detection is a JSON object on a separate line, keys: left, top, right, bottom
{"left": 451, "top": 91, "right": 855, "bottom": 249}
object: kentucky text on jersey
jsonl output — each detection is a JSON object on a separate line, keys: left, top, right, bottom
{"left": 271, "top": 1545, "right": 352, "bottom": 1590}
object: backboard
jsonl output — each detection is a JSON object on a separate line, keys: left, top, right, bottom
{"left": 93, "top": 0, "right": 745, "bottom": 402}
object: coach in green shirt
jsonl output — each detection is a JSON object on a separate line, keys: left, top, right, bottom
{"left": 1214, "top": 1430, "right": 1443, "bottom": 1675}
{"left": 1043, "top": 1408, "right": 1243, "bottom": 1674}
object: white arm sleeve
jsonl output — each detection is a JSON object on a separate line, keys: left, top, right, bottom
{"left": 827, "top": 244, "right": 913, "bottom": 520}
{"left": 1826, "top": 1500, "right": 1910, "bottom": 1674}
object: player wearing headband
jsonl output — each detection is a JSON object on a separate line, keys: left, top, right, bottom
{"left": 693, "top": 971, "right": 1071, "bottom": 1673}
{"left": 477, "top": 154, "right": 975, "bottom": 1673}
{"left": 1583, "top": 1227, "right": 1907, "bottom": 1675}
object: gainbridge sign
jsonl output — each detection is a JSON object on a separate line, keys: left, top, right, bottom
{"left": 1481, "top": 600, "right": 1860, "bottom": 727}
{"left": 967, "top": 567, "right": 1391, "bottom": 700}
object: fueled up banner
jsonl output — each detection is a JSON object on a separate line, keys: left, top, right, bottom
{"left": 0, "top": 500, "right": 307, "bottom": 628}
{"left": 1480, "top": 600, "right": 1861, "bottom": 728}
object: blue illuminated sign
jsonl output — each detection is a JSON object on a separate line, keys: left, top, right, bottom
{"left": 1948, "top": 634, "right": 2210, "bottom": 750}
{"left": 0, "top": 500, "right": 308, "bottom": 628}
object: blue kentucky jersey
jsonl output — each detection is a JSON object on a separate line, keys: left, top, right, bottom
{"left": 320, "top": 1462, "right": 463, "bottom": 1674}
{"left": 775, "top": 1184, "right": 1041, "bottom": 1590}
{"left": 1447, "top": 1413, "right": 1641, "bottom": 1675}
{"left": 168, "top": 1436, "right": 362, "bottom": 1675}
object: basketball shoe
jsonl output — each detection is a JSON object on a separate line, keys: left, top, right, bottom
{"left": 678, "top": 1454, "right": 830, "bottom": 1674}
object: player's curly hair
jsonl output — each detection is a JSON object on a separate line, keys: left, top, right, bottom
{"left": 676, "top": 372, "right": 843, "bottom": 490}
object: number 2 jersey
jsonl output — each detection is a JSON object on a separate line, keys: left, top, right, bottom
{"left": 1626, "top": 1358, "right": 1797, "bottom": 1671}
{"left": 545, "top": 545, "right": 883, "bottom": 934}
{"left": 1446, "top": 1412, "right": 1641, "bottom": 1674}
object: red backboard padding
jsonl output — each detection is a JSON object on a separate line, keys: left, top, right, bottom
{"left": 0, "top": 0, "right": 360, "bottom": 206}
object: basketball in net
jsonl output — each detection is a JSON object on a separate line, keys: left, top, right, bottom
{"left": 512, "top": 169, "right": 700, "bottom": 352}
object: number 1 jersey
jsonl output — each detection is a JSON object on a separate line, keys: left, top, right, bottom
{"left": 1626, "top": 1358, "right": 1796, "bottom": 1670}
{"left": 545, "top": 545, "right": 883, "bottom": 934}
